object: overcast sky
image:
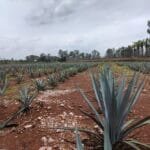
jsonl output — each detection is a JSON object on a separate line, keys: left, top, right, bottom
{"left": 0, "top": 0, "right": 149, "bottom": 59}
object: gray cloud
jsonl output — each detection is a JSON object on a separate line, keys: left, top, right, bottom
{"left": 27, "top": 0, "right": 98, "bottom": 25}
{"left": 0, "top": 0, "right": 149, "bottom": 59}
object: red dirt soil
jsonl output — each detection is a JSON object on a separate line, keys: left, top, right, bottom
{"left": 0, "top": 70, "right": 149, "bottom": 150}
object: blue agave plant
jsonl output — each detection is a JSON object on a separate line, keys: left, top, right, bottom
{"left": 80, "top": 65, "right": 150, "bottom": 150}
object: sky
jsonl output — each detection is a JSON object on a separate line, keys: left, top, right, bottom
{"left": 0, "top": 0, "right": 150, "bottom": 59}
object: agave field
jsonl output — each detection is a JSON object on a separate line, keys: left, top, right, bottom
{"left": 118, "top": 62, "right": 150, "bottom": 74}
{"left": 0, "top": 62, "right": 149, "bottom": 150}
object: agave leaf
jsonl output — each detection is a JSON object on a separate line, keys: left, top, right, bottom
{"left": 116, "top": 76, "right": 125, "bottom": 109}
{"left": 104, "top": 121, "right": 112, "bottom": 150}
{"left": 99, "top": 73, "right": 112, "bottom": 120}
{"left": 0, "top": 107, "right": 24, "bottom": 129}
{"left": 100, "top": 68, "right": 119, "bottom": 143}
{"left": 90, "top": 73, "right": 102, "bottom": 111}
{"left": 79, "top": 109, "right": 104, "bottom": 130}
{"left": 111, "top": 78, "right": 118, "bottom": 143}
{"left": 129, "top": 79, "right": 145, "bottom": 110}
{"left": 122, "top": 116, "right": 150, "bottom": 138}
{"left": 117, "top": 73, "right": 140, "bottom": 133}
{"left": 124, "top": 141, "right": 140, "bottom": 150}
{"left": 107, "top": 69, "right": 113, "bottom": 95}
{"left": 75, "top": 128, "right": 84, "bottom": 150}
{"left": 121, "top": 79, "right": 145, "bottom": 128}
{"left": 120, "top": 72, "right": 138, "bottom": 113}
{"left": 122, "top": 119, "right": 135, "bottom": 131}
{"left": 126, "top": 139, "right": 150, "bottom": 149}
{"left": 79, "top": 89, "right": 104, "bottom": 129}
{"left": 0, "top": 76, "right": 8, "bottom": 95}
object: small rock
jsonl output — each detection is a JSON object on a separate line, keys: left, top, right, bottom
{"left": 60, "top": 103, "right": 65, "bottom": 107}
{"left": 94, "top": 125, "right": 99, "bottom": 129}
{"left": 56, "top": 129, "right": 61, "bottom": 133}
{"left": 48, "top": 137, "right": 54, "bottom": 143}
{"left": 39, "top": 146, "right": 52, "bottom": 150}
{"left": 63, "top": 112, "right": 67, "bottom": 116}
{"left": 53, "top": 145, "right": 59, "bottom": 149}
{"left": 24, "top": 124, "right": 32, "bottom": 129}
{"left": 69, "top": 112, "right": 74, "bottom": 116}
{"left": 47, "top": 106, "right": 51, "bottom": 110}
{"left": 64, "top": 123, "right": 68, "bottom": 127}
{"left": 38, "top": 116, "right": 42, "bottom": 120}
{"left": 11, "top": 127, "right": 16, "bottom": 132}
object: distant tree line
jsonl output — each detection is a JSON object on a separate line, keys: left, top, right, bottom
{"left": 26, "top": 49, "right": 100, "bottom": 62}
{"left": 105, "top": 21, "right": 150, "bottom": 58}
{"left": 58, "top": 49, "right": 100, "bottom": 61}
{"left": 26, "top": 53, "right": 59, "bottom": 62}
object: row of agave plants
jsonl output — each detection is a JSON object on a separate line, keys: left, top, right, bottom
{"left": 0, "top": 63, "right": 96, "bottom": 129}
{"left": 0, "top": 63, "right": 95, "bottom": 81}
{"left": 0, "top": 63, "right": 96, "bottom": 95}
{"left": 75, "top": 65, "right": 150, "bottom": 149}
{"left": 0, "top": 63, "right": 57, "bottom": 78}
{"left": 118, "top": 62, "right": 150, "bottom": 74}
{"left": 35, "top": 64, "right": 94, "bottom": 91}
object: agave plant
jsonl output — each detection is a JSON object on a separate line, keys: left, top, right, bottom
{"left": 57, "top": 72, "right": 66, "bottom": 82}
{"left": 67, "top": 68, "right": 78, "bottom": 76}
{"left": 28, "top": 67, "right": 35, "bottom": 78}
{"left": 0, "top": 71, "right": 8, "bottom": 96}
{"left": 10, "top": 67, "right": 17, "bottom": 76}
{"left": 0, "top": 87, "right": 36, "bottom": 129}
{"left": 35, "top": 79, "right": 46, "bottom": 92}
{"left": 80, "top": 65, "right": 150, "bottom": 150}
{"left": 62, "top": 70, "right": 70, "bottom": 79}
{"left": 47, "top": 74, "right": 58, "bottom": 88}
{"left": 118, "top": 62, "right": 150, "bottom": 74}
{"left": 19, "top": 87, "right": 36, "bottom": 111}
{"left": 37, "top": 69, "right": 42, "bottom": 77}
{"left": 16, "top": 74, "right": 24, "bottom": 84}
{"left": 78, "top": 64, "right": 88, "bottom": 72}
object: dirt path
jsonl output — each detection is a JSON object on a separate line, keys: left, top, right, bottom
{"left": 0, "top": 71, "right": 149, "bottom": 150}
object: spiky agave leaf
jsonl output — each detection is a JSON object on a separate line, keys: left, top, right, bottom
{"left": 0, "top": 106, "right": 24, "bottom": 129}
{"left": 80, "top": 89, "right": 104, "bottom": 130}
{"left": 121, "top": 116, "right": 150, "bottom": 139}
{"left": 124, "top": 139, "right": 150, "bottom": 150}
{"left": 0, "top": 78, "right": 8, "bottom": 95}
{"left": 75, "top": 127, "right": 84, "bottom": 150}
{"left": 0, "top": 71, "right": 8, "bottom": 96}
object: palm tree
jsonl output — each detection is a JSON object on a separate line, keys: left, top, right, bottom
{"left": 145, "top": 38, "right": 150, "bottom": 57}
{"left": 147, "top": 20, "right": 150, "bottom": 35}
{"left": 133, "top": 41, "right": 142, "bottom": 57}
{"left": 131, "top": 44, "right": 136, "bottom": 57}
{"left": 139, "top": 40, "right": 144, "bottom": 57}
{"left": 146, "top": 21, "right": 150, "bottom": 56}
